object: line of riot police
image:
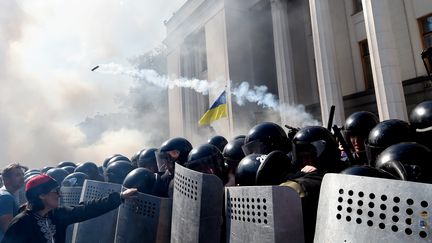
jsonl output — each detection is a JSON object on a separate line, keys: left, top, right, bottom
{"left": 14, "top": 99, "right": 432, "bottom": 243}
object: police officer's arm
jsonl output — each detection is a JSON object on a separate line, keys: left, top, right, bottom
{"left": 280, "top": 180, "right": 306, "bottom": 198}
{"left": 0, "top": 196, "right": 15, "bottom": 232}
{"left": 54, "top": 188, "right": 137, "bottom": 225}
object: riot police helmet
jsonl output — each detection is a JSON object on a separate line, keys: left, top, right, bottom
{"left": 375, "top": 142, "right": 432, "bottom": 183}
{"left": 235, "top": 154, "right": 266, "bottom": 186}
{"left": 62, "top": 166, "right": 75, "bottom": 174}
{"left": 409, "top": 100, "right": 432, "bottom": 150}
{"left": 130, "top": 149, "right": 145, "bottom": 168}
{"left": 344, "top": 111, "right": 379, "bottom": 138}
{"left": 207, "top": 135, "right": 228, "bottom": 152}
{"left": 137, "top": 148, "right": 158, "bottom": 173}
{"left": 341, "top": 165, "right": 396, "bottom": 179}
{"left": 365, "top": 119, "right": 414, "bottom": 166}
{"left": 123, "top": 168, "right": 156, "bottom": 194}
{"left": 292, "top": 126, "right": 339, "bottom": 171}
{"left": 46, "top": 168, "right": 69, "bottom": 184}
{"left": 243, "top": 122, "right": 291, "bottom": 155}
{"left": 74, "top": 162, "right": 100, "bottom": 181}
{"left": 57, "top": 161, "right": 77, "bottom": 168}
{"left": 104, "top": 161, "right": 134, "bottom": 184}
{"left": 155, "top": 137, "right": 193, "bottom": 173}
{"left": 62, "top": 172, "right": 89, "bottom": 187}
{"left": 223, "top": 137, "right": 246, "bottom": 169}
{"left": 185, "top": 144, "right": 226, "bottom": 183}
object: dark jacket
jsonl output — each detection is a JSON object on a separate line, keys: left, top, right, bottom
{"left": 1, "top": 192, "right": 122, "bottom": 243}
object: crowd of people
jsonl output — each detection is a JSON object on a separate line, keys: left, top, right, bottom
{"left": 0, "top": 100, "right": 431, "bottom": 243}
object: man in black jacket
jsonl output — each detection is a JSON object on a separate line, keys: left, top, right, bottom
{"left": 1, "top": 174, "right": 137, "bottom": 243}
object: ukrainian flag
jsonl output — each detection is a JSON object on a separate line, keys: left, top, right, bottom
{"left": 199, "top": 91, "right": 228, "bottom": 126}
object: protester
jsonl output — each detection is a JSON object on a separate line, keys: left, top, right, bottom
{"left": 0, "top": 164, "right": 24, "bottom": 241}
{"left": 1, "top": 174, "right": 137, "bottom": 243}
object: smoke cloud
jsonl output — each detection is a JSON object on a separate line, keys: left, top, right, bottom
{"left": 0, "top": 0, "right": 186, "bottom": 168}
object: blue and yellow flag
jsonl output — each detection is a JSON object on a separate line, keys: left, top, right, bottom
{"left": 199, "top": 91, "right": 228, "bottom": 126}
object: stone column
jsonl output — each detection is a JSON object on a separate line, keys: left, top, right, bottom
{"left": 270, "top": 0, "right": 297, "bottom": 105}
{"left": 309, "top": 0, "right": 345, "bottom": 126}
{"left": 362, "top": 0, "right": 408, "bottom": 120}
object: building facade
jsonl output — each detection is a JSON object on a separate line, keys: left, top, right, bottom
{"left": 164, "top": 0, "right": 432, "bottom": 144}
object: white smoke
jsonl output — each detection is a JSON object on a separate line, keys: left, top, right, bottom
{"left": 96, "top": 63, "right": 320, "bottom": 128}
{"left": 98, "top": 63, "right": 216, "bottom": 95}
{"left": 0, "top": 0, "right": 187, "bottom": 168}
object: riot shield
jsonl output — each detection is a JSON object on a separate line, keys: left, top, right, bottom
{"left": 314, "top": 174, "right": 432, "bottom": 243}
{"left": 72, "top": 180, "right": 121, "bottom": 243}
{"left": 60, "top": 186, "right": 83, "bottom": 243}
{"left": 170, "top": 163, "right": 224, "bottom": 243}
{"left": 225, "top": 186, "right": 304, "bottom": 243}
{"left": 114, "top": 187, "right": 172, "bottom": 243}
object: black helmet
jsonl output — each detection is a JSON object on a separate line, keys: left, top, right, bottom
{"left": 256, "top": 150, "right": 295, "bottom": 185}
{"left": 24, "top": 169, "right": 41, "bottom": 176}
{"left": 243, "top": 122, "right": 290, "bottom": 155}
{"left": 74, "top": 162, "right": 101, "bottom": 181}
{"left": 46, "top": 168, "right": 69, "bottom": 184}
{"left": 108, "top": 155, "right": 131, "bottom": 165}
{"left": 207, "top": 135, "right": 228, "bottom": 152}
{"left": 103, "top": 154, "right": 122, "bottom": 168}
{"left": 235, "top": 154, "right": 266, "bottom": 186}
{"left": 24, "top": 171, "right": 41, "bottom": 181}
{"left": 104, "top": 161, "right": 134, "bottom": 184}
{"left": 137, "top": 148, "right": 158, "bottom": 173}
{"left": 292, "top": 126, "right": 339, "bottom": 170}
{"left": 344, "top": 111, "right": 379, "bottom": 138}
{"left": 341, "top": 166, "right": 396, "bottom": 179}
{"left": 365, "top": 119, "right": 414, "bottom": 166}
{"left": 62, "top": 172, "right": 89, "bottom": 187}
{"left": 409, "top": 100, "right": 432, "bottom": 150}
{"left": 375, "top": 142, "right": 432, "bottom": 183}
{"left": 57, "top": 161, "right": 77, "bottom": 168}
{"left": 62, "top": 166, "right": 75, "bottom": 174}
{"left": 130, "top": 149, "right": 145, "bottom": 168}
{"left": 223, "top": 137, "right": 246, "bottom": 169}
{"left": 185, "top": 144, "right": 226, "bottom": 183}
{"left": 234, "top": 135, "right": 246, "bottom": 140}
{"left": 123, "top": 168, "right": 156, "bottom": 194}
{"left": 410, "top": 100, "right": 432, "bottom": 130}
{"left": 155, "top": 137, "right": 193, "bottom": 173}
{"left": 41, "top": 167, "right": 54, "bottom": 173}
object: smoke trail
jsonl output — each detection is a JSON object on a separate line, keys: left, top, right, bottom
{"left": 97, "top": 63, "right": 320, "bottom": 127}
{"left": 98, "top": 63, "right": 281, "bottom": 109}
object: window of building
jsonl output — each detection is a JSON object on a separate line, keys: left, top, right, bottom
{"left": 419, "top": 13, "right": 432, "bottom": 49}
{"left": 359, "top": 39, "right": 374, "bottom": 90}
{"left": 419, "top": 14, "right": 432, "bottom": 73}
{"left": 180, "top": 29, "right": 207, "bottom": 79}
{"left": 353, "top": 0, "right": 363, "bottom": 14}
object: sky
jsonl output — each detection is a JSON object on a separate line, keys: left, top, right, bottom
{"left": 0, "top": 0, "right": 186, "bottom": 168}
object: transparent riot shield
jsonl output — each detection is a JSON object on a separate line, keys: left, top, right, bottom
{"left": 114, "top": 187, "right": 172, "bottom": 243}
{"left": 225, "top": 186, "right": 304, "bottom": 243}
{"left": 72, "top": 180, "right": 121, "bottom": 243}
{"left": 60, "top": 186, "right": 83, "bottom": 243}
{"left": 170, "top": 163, "right": 224, "bottom": 243}
{"left": 314, "top": 173, "right": 432, "bottom": 243}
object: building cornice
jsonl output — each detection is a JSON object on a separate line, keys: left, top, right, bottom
{"left": 164, "top": 0, "right": 224, "bottom": 52}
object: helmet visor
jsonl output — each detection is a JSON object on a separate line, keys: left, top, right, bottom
{"left": 155, "top": 150, "right": 176, "bottom": 172}
{"left": 185, "top": 155, "right": 223, "bottom": 175}
{"left": 242, "top": 140, "right": 267, "bottom": 155}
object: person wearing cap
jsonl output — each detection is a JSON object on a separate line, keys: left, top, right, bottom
{"left": 1, "top": 174, "right": 137, "bottom": 243}
{"left": 0, "top": 163, "right": 24, "bottom": 241}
